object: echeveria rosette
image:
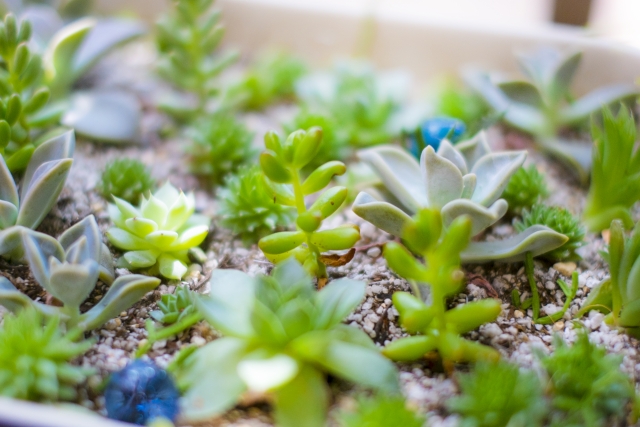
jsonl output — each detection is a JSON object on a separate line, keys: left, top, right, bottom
{"left": 352, "top": 131, "right": 567, "bottom": 263}
{"left": 177, "top": 260, "right": 399, "bottom": 427}
{"left": 106, "top": 182, "right": 211, "bottom": 280}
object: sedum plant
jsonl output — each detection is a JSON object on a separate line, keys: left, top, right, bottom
{"left": 258, "top": 128, "right": 360, "bottom": 280}
{"left": 106, "top": 182, "right": 211, "bottom": 280}
{"left": 177, "top": 260, "right": 399, "bottom": 427}
{"left": 97, "top": 158, "right": 155, "bottom": 204}
{"left": 352, "top": 132, "right": 567, "bottom": 263}
{"left": 0, "top": 215, "right": 160, "bottom": 330}
{"left": 382, "top": 209, "right": 502, "bottom": 364}
{"left": 218, "top": 165, "right": 295, "bottom": 243}
{"left": 501, "top": 165, "right": 549, "bottom": 215}
{"left": 150, "top": 285, "right": 198, "bottom": 325}
{"left": 336, "top": 393, "right": 425, "bottom": 427}
{"left": 0, "top": 307, "right": 92, "bottom": 402}
{"left": 582, "top": 106, "right": 640, "bottom": 232}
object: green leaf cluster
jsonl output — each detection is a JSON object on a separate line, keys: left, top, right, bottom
{"left": 96, "top": 158, "right": 155, "bottom": 204}
{"left": 178, "top": 260, "right": 399, "bottom": 427}
{"left": 583, "top": 106, "right": 640, "bottom": 232}
{"left": 0, "top": 307, "right": 92, "bottom": 402}
{"left": 514, "top": 204, "right": 585, "bottom": 261}
{"left": 150, "top": 285, "right": 197, "bottom": 324}
{"left": 501, "top": 165, "right": 549, "bottom": 215}
{"left": 258, "top": 128, "right": 360, "bottom": 279}
{"left": 336, "top": 393, "right": 425, "bottom": 427}
{"left": 218, "top": 165, "right": 295, "bottom": 243}
{"left": 382, "top": 208, "right": 501, "bottom": 364}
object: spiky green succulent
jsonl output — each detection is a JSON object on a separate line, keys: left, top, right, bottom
{"left": 218, "top": 165, "right": 295, "bottom": 243}
{"left": 336, "top": 394, "right": 425, "bottom": 427}
{"left": 514, "top": 204, "right": 585, "bottom": 261}
{"left": 97, "top": 158, "right": 155, "bottom": 204}
{"left": 150, "top": 285, "right": 198, "bottom": 325}
{"left": 0, "top": 307, "right": 92, "bottom": 402}
{"left": 502, "top": 165, "right": 549, "bottom": 214}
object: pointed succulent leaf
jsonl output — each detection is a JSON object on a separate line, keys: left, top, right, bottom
{"left": 58, "top": 215, "right": 103, "bottom": 264}
{"left": 123, "top": 250, "right": 158, "bottom": 268}
{"left": 437, "top": 140, "right": 468, "bottom": 174}
{"left": 22, "top": 130, "right": 75, "bottom": 196}
{"left": 498, "top": 81, "right": 544, "bottom": 107}
{"left": 145, "top": 230, "right": 179, "bottom": 247}
{"left": 421, "top": 146, "right": 463, "bottom": 209}
{"left": 49, "top": 259, "right": 99, "bottom": 309}
{"left": 22, "top": 230, "right": 64, "bottom": 294}
{"left": 0, "top": 202, "right": 18, "bottom": 230}
{"left": 125, "top": 217, "right": 158, "bottom": 236}
{"left": 560, "top": 84, "right": 640, "bottom": 125}
{"left": 106, "top": 228, "right": 148, "bottom": 250}
{"left": 550, "top": 51, "right": 582, "bottom": 102}
{"left": 261, "top": 151, "right": 291, "bottom": 183}
{"left": 441, "top": 199, "right": 508, "bottom": 236}
{"left": 455, "top": 131, "right": 492, "bottom": 169}
{"left": 352, "top": 192, "right": 413, "bottom": 237}
{"left": 470, "top": 151, "right": 526, "bottom": 206}
{"left": 461, "top": 174, "right": 477, "bottom": 199}
{"left": 158, "top": 253, "right": 188, "bottom": 280}
{"left": 273, "top": 365, "right": 329, "bottom": 427}
{"left": 168, "top": 225, "right": 209, "bottom": 251}
{"left": 314, "top": 278, "right": 365, "bottom": 329}
{"left": 112, "top": 196, "right": 140, "bottom": 223}
{"left": 0, "top": 156, "right": 18, "bottom": 209}
{"left": 141, "top": 195, "right": 168, "bottom": 227}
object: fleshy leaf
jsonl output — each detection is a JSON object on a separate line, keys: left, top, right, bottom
{"left": 560, "top": 84, "right": 640, "bottom": 125}
{"left": 420, "top": 146, "right": 463, "bottom": 209}
{"left": 314, "top": 278, "right": 365, "bottom": 329}
{"left": 157, "top": 254, "right": 188, "bottom": 280}
{"left": 237, "top": 353, "right": 299, "bottom": 393}
{"left": 49, "top": 259, "right": 99, "bottom": 308}
{"left": 0, "top": 155, "right": 18, "bottom": 209}
{"left": 470, "top": 151, "right": 526, "bottom": 206}
{"left": 273, "top": 365, "right": 328, "bottom": 427}
{"left": 441, "top": 199, "right": 508, "bottom": 236}
{"left": 352, "top": 192, "right": 412, "bottom": 237}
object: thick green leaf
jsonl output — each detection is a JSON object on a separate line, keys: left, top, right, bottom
{"left": 352, "top": 191, "right": 413, "bottom": 237}
{"left": 314, "top": 278, "right": 365, "bottom": 329}
{"left": 273, "top": 365, "right": 329, "bottom": 427}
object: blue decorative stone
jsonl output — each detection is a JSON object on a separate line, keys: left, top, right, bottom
{"left": 408, "top": 117, "right": 466, "bottom": 157}
{"left": 105, "top": 359, "right": 180, "bottom": 425}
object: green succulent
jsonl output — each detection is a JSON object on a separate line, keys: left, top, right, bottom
{"left": 218, "top": 165, "right": 295, "bottom": 243}
{"left": 177, "top": 259, "right": 399, "bottom": 427}
{"left": 106, "top": 182, "right": 211, "bottom": 280}
{"left": 96, "top": 158, "right": 155, "bottom": 204}
{"left": 258, "top": 128, "right": 360, "bottom": 280}
{"left": 383, "top": 208, "right": 501, "bottom": 364}
{"left": 583, "top": 106, "right": 640, "bottom": 232}
{"left": 185, "top": 111, "right": 255, "bottom": 188}
{"left": 336, "top": 393, "right": 425, "bottom": 427}
{"left": 501, "top": 165, "right": 549, "bottom": 214}
{"left": 0, "top": 307, "right": 92, "bottom": 402}
{"left": 150, "top": 285, "right": 197, "bottom": 325}
{"left": 447, "top": 361, "right": 546, "bottom": 427}
{"left": 514, "top": 204, "right": 585, "bottom": 261}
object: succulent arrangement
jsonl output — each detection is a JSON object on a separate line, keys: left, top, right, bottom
{"left": 97, "top": 158, "right": 155, "bottom": 204}
{"left": 501, "top": 165, "right": 549, "bottom": 215}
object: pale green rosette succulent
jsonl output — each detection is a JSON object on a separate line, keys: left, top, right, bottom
{"left": 352, "top": 132, "right": 567, "bottom": 263}
{"left": 106, "top": 182, "right": 210, "bottom": 280}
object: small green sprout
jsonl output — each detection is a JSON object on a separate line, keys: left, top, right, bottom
{"left": 447, "top": 361, "right": 546, "bottom": 427}
{"left": 218, "top": 165, "right": 295, "bottom": 243}
{"left": 336, "top": 393, "right": 425, "bottom": 427}
{"left": 382, "top": 208, "right": 501, "bottom": 364}
{"left": 501, "top": 165, "right": 549, "bottom": 215}
{"left": 97, "top": 158, "right": 155, "bottom": 204}
{"left": 106, "top": 182, "right": 211, "bottom": 280}
{"left": 150, "top": 286, "right": 197, "bottom": 324}
{"left": 258, "top": 128, "right": 360, "bottom": 280}
{"left": 514, "top": 204, "right": 585, "bottom": 261}
{"left": 177, "top": 260, "right": 399, "bottom": 427}
{"left": 583, "top": 106, "right": 640, "bottom": 232}
{"left": 0, "top": 307, "right": 92, "bottom": 402}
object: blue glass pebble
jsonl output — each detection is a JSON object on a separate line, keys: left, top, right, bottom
{"left": 105, "top": 359, "right": 180, "bottom": 425}
{"left": 409, "top": 117, "right": 466, "bottom": 157}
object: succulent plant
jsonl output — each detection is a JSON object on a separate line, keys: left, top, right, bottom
{"left": 336, "top": 393, "right": 425, "bottom": 427}
{"left": 352, "top": 132, "right": 567, "bottom": 263}
{"left": 258, "top": 128, "right": 360, "bottom": 280}
{"left": 218, "top": 165, "right": 295, "bottom": 243}
{"left": 106, "top": 182, "right": 211, "bottom": 280}
{"left": 150, "top": 285, "right": 197, "bottom": 325}
{"left": 0, "top": 215, "right": 160, "bottom": 331}
{"left": 0, "top": 307, "right": 92, "bottom": 402}
{"left": 0, "top": 129, "right": 74, "bottom": 261}
{"left": 463, "top": 48, "right": 639, "bottom": 182}
{"left": 501, "top": 165, "right": 549, "bottom": 215}
{"left": 383, "top": 209, "right": 502, "bottom": 363}
{"left": 407, "top": 116, "right": 466, "bottom": 157}
{"left": 514, "top": 204, "right": 585, "bottom": 262}
{"left": 96, "top": 158, "right": 155, "bottom": 204}
{"left": 185, "top": 110, "right": 255, "bottom": 187}
{"left": 177, "top": 260, "right": 399, "bottom": 427}
{"left": 583, "top": 106, "right": 640, "bottom": 232}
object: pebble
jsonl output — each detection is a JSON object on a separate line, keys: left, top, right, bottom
{"left": 545, "top": 281, "right": 556, "bottom": 290}
{"left": 104, "top": 318, "right": 122, "bottom": 331}
{"left": 553, "top": 262, "right": 577, "bottom": 277}
{"left": 367, "top": 246, "right": 381, "bottom": 258}
{"left": 514, "top": 310, "right": 524, "bottom": 318}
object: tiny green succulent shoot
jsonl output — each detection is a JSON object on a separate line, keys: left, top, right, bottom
{"left": 583, "top": 106, "right": 640, "bottom": 233}
{"left": 218, "top": 165, "right": 295, "bottom": 243}
{"left": 0, "top": 307, "right": 92, "bottom": 402}
{"left": 336, "top": 393, "right": 425, "bottom": 427}
{"left": 150, "top": 285, "right": 197, "bottom": 324}
{"left": 501, "top": 165, "right": 549, "bottom": 214}
{"left": 383, "top": 209, "right": 502, "bottom": 364}
{"left": 0, "top": 216, "right": 160, "bottom": 331}
{"left": 258, "top": 127, "right": 360, "bottom": 279}
{"left": 514, "top": 204, "right": 585, "bottom": 261}
{"left": 97, "top": 158, "right": 155, "bottom": 204}
{"left": 178, "top": 259, "right": 399, "bottom": 427}
{"left": 107, "top": 182, "right": 211, "bottom": 280}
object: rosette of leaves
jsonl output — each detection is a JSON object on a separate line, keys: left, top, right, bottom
{"left": 582, "top": 106, "right": 640, "bottom": 232}
{"left": 463, "top": 48, "right": 639, "bottom": 182}
{"left": 0, "top": 215, "right": 160, "bottom": 331}
{"left": 185, "top": 110, "right": 255, "bottom": 187}
{"left": 447, "top": 361, "right": 546, "bottom": 427}
{"left": 501, "top": 165, "right": 549, "bottom": 215}
{"left": 258, "top": 128, "right": 360, "bottom": 280}
{"left": 514, "top": 204, "right": 584, "bottom": 261}
{"left": 0, "top": 129, "right": 73, "bottom": 260}
{"left": 106, "top": 182, "right": 211, "bottom": 280}
{"left": 177, "top": 259, "right": 399, "bottom": 427}
{"left": 352, "top": 132, "right": 567, "bottom": 263}
{"left": 218, "top": 165, "right": 295, "bottom": 243}
{"left": 0, "top": 307, "right": 92, "bottom": 402}
{"left": 382, "top": 209, "right": 502, "bottom": 363}
{"left": 156, "top": 0, "right": 237, "bottom": 119}
{"left": 150, "top": 285, "right": 197, "bottom": 324}
{"left": 97, "top": 158, "right": 155, "bottom": 204}
{"left": 336, "top": 393, "right": 425, "bottom": 427}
